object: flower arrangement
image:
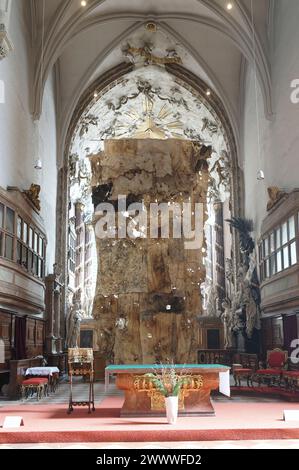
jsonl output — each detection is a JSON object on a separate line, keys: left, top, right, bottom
{"left": 145, "top": 363, "right": 190, "bottom": 397}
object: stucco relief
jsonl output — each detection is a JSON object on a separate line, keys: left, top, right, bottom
{"left": 0, "top": 2, "right": 12, "bottom": 60}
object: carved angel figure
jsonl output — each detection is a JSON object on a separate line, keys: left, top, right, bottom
{"left": 266, "top": 186, "right": 286, "bottom": 211}
{"left": 23, "top": 184, "right": 41, "bottom": 211}
{"left": 69, "top": 154, "right": 79, "bottom": 179}
{"left": 201, "top": 117, "right": 218, "bottom": 135}
{"left": 205, "top": 282, "right": 219, "bottom": 317}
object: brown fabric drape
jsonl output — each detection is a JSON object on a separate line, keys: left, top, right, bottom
{"left": 15, "top": 316, "right": 27, "bottom": 359}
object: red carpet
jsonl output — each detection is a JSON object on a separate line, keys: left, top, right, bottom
{"left": 1, "top": 397, "right": 299, "bottom": 443}
{"left": 231, "top": 387, "right": 299, "bottom": 401}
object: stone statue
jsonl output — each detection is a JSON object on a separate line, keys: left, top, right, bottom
{"left": 201, "top": 117, "right": 218, "bottom": 135}
{"left": 194, "top": 144, "right": 212, "bottom": 172}
{"left": 230, "top": 267, "right": 246, "bottom": 333}
{"left": 243, "top": 284, "right": 258, "bottom": 338}
{"left": 266, "top": 186, "right": 286, "bottom": 212}
{"left": 123, "top": 43, "right": 182, "bottom": 66}
{"left": 221, "top": 299, "right": 233, "bottom": 349}
{"left": 205, "top": 282, "right": 219, "bottom": 317}
{"left": 23, "top": 184, "right": 41, "bottom": 211}
{"left": 84, "top": 284, "right": 94, "bottom": 318}
{"left": 53, "top": 263, "right": 63, "bottom": 285}
{"left": 210, "top": 152, "right": 231, "bottom": 190}
{"left": 229, "top": 258, "right": 260, "bottom": 339}
{"left": 243, "top": 252, "right": 261, "bottom": 337}
{"left": 225, "top": 257, "right": 234, "bottom": 299}
{"left": 200, "top": 282, "right": 207, "bottom": 309}
{"left": 77, "top": 158, "right": 91, "bottom": 186}
{"left": 227, "top": 217, "right": 261, "bottom": 341}
{"left": 69, "top": 153, "right": 79, "bottom": 180}
{"left": 225, "top": 258, "right": 233, "bottom": 282}
{"left": 79, "top": 115, "right": 99, "bottom": 139}
{"left": 66, "top": 301, "right": 83, "bottom": 348}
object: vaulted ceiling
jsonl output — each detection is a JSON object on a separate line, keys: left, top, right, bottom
{"left": 29, "top": 0, "right": 273, "bottom": 157}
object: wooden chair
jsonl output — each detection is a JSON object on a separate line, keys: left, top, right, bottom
{"left": 252, "top": 348, "right": 288, "bottom": 387}
{"left": 232, "top": 353, "right": 258, "bottom": 387}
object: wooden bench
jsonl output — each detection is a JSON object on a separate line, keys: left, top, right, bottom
{"left": 8, "top": 358, "right": 43, "bottom": 398}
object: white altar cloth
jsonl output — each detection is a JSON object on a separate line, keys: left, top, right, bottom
{"left": 25, "top": 366, "right": 59, "bottom": 376}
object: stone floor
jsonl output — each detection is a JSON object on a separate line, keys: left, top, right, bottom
{"left": 0, "top": 377, "right": 120, "bottom": 406}
{"left": 0, "top": 377, "right": 282, "bottom": 407}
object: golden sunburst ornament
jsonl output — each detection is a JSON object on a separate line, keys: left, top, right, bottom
{"left": 119, "top": 98, "right": 184, "bottom": 139}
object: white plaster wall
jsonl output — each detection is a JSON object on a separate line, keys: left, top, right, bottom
{"left": 0, "top": 0, "right": 57, "bottom": 274}
{"left": 37, "top": 72, "right": 57, "bottom": 275}
{"left": 243, "top": 0, "right": 299, "bottom": 236}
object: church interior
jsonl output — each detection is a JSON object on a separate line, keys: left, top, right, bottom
{"left": 0, "top": 0, "right": 299, "bottom": 451}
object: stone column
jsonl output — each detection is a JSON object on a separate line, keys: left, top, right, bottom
{"left": 56, "top": 166, "right": 69, "bottom": 346}
{"left": 83, "top": 223, "right": 93, "bottom": 317}
{"left": 45, "top": 271, "right": 63, "bottom": 354}
{"left": 84, "top": 223, "right": 93, "bottom": 287}
{"left": 54, "top": 284, "right": 63, "bottom": 353}
{"left": 75, "top": 202, "right": 85, "bottom": 304}
{"left": 45, "top": 274, "right": 56, "bottom": 354}
{"left": 213, "top": 201, "right": 225, "bottom": 309}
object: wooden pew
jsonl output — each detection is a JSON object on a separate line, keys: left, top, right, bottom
{"left": 8, "top": 357, "right": 42, "bottom": 399}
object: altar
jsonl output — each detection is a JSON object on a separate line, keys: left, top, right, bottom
{"left": 105, "top": 364, "right": 230, "bottom": 417}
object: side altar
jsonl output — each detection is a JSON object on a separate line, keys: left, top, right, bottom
{"left": 105, "top": 364, "right": 230, "bottom": 417}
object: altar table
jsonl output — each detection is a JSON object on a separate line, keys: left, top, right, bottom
{"left": 105, "top": 364, "right": 230, "bottom": 417}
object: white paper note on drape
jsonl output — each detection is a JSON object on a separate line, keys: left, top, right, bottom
{"left": 219, "top": 370, "right": 230, "bottom": 397}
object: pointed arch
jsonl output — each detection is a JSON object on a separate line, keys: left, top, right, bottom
{"left": 32, "top": 1, "right": 272, "bottom": 120}
{"left": 58, "top": 19, "right": 240, "bottom": 165}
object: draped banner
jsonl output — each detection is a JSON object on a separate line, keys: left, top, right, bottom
{"left": 90, "top": 139, "right": 211, "bottom": 364}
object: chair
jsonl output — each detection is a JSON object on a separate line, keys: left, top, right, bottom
{"left": 282, "top": 370, "right": 299, "bottom": 391}
{"left": 20, "top": 377, "right": 49, "bottom": 400}
{"left": 232, "top": 353, "right": 258, "bottom": 387}
{"left": 252, "top": 348, "right": 288, "bottom": 387}
{"left": 233, "top": 365, "right": 254, "bottom": 387}
{"left": 51, "top": 372, "right": 59, "bottom": 392}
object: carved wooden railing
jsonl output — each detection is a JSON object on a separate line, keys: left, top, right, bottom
{"left": 197, "top": 350, "right": 260, "bottom": 370}
{"left": 197, "top": 349, "right": 236, "bottom": 366}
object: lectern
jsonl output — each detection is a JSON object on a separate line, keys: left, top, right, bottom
{"left": 67, "top": 348, "right": 95, "bottom": 414}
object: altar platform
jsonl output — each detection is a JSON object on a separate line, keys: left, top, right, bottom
{"left": 1, "top": 397, "right": 299, "bottom": 444}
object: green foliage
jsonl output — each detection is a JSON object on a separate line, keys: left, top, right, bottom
{"left": 145, "top": 368, "right": 191, "bottom": 397}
